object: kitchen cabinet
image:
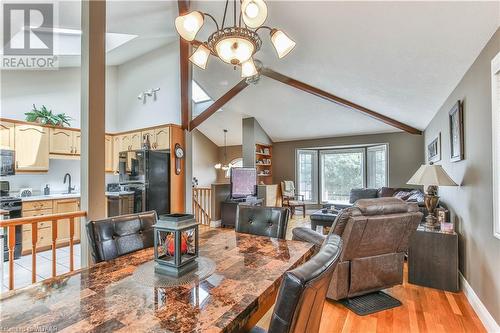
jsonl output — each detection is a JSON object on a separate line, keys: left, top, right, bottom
{"left": 49, "top": 128, "right": 80, "bottom": 156}
{"left": 154, "top": 127, "right": 170, "bottom": 150}
{"left": 130, "top": 132, "right": 142, "bottom": 150}
{"left": 15, "top": 124, "right": 49, "bottom": 172}
{"left": 74, "top": 132, "right": 81, "bottom": 155}
{"left": 120, "top": 134, "right": 131, "bottom": 152}
{"left": 21, "top": 198, "right": 81, "bottom": 254}
{"left": 53, "top": 198, "right": 81, "bottom": 243}
{"left": 141, "top": 129, "right": 155, "bottom": 148}
{"left": 0, "top": 121, "right": 15, "bottom": 150}
{"left": 112, "top": 136, "right": 121, "bottom": 172}
{"left": 105, "top": 135, "right": 113, "bottom": 172}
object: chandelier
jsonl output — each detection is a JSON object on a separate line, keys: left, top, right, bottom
{"left": 214, "top": 129, "right": 232, "bottom": 170}
{"left": 175, "top": 0, "right": 296, "bottom": 78}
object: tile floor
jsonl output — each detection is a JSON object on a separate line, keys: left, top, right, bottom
{"left": 2, "top": 244, "right": 81, "bottom": 292}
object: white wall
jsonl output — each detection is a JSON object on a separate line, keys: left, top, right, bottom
{"left": 0, "top": 67, "right": 118, "bottom": 131}
{"left": 2, "top": 159, "right": 80, "bottom": 194}
{"left": 111, "top": 41, "right": 180, "bottom": 132}
{"left": 192, "top": 129, "right": 218, "bottom": 187}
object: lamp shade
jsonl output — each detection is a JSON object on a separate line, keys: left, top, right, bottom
{"left": 175, "top": 11, "right": 204, "bottom": 41}
{"left": 270, "top": 29, "right": 296, "bottom": 58}
{"left": 241, "top": 58, "right": 258, "bottom": 77}
{"left": 407, "top": 164, "right": 458, "bottom": 186}
{"left": 241, "top": 0, "right": 268, "bottom": 28}
{"left": 189, "top": 44, "right": 210, "bottom": 69}
{"left": 215, "top": 37, "right": 254, "bottom": 65}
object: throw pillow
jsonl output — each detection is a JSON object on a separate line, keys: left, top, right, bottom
{"left": 379, "top": 187, "right": 397, "bottom": 197}
{"left": 393, "top": 190, "right": 412, "bottom": 200}
{"left": 406, "top": 189, "right": 425, "bottom": 203}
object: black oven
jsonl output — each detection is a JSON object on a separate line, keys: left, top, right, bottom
{"left": 0, "top": 150, "right": 15, "bottom": 176}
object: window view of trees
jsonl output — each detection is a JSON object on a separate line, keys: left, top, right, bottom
{"left": 321, "top": 149, "right": 364, "bottom": 202}
{"left": 297, "top": 150, "right": 317, "bottom": 201}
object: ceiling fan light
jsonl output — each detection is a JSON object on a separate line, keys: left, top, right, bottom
{"left": 241, "top": 58, "right": 258, "bottom": 78}
{"left": 175, "top": 11, "right": 204, "bottom": 41}
{"left": 241, "top": 0, "right": 268, "bottom": 28}
{"left": 189, "top": 44, "right": 210, "bottom": 69}
{"left": 270, "top": 29, "right": 296, "bottom": 58}
{"left": 215, "top": 37, "right": 254, "bottom": 65}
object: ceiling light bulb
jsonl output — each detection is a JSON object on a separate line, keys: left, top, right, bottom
{"left": 245, "top": 2, "right": 259, "bottom": 18}
{"left": 189, "top": 44, "right": 211, "bottom": 69}
{"left": 241, "top": 0, "right": 267, "bottom": 28}
{"left": 214, "top": 163, "right": 222, "bottom": 169}
{"left": 215, "top": 37, "right": 254, "bottom": 65}
{"left": 175, "top": 11, "right": 204, "bottom": 41}
{"left": 270, "top": 29, "right": 296, "bottom": 58}
{"left": 241, "top": 58, "right": 258, "bottom": 78}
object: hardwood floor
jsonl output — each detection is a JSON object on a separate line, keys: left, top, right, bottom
{"left": 258, "top": 213, "right": 486, "bottom": 333}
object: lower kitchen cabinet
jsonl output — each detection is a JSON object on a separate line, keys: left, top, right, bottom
{"left": 21, "top": 198, "right": 81, "bottom": 254}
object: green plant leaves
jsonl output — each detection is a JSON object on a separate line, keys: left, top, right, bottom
{"left": 25, "top": 104, "right": 72, "bottom": 127}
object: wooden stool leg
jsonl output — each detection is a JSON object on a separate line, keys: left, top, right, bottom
{"left": 302, "top": 205, "right": 306, "bottom": 218}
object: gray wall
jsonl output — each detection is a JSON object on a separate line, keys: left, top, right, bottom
{"left": 424, "top": 28, "right": 500, "bottom": 324}
{"left": 273, "top": 132, "right": 424, "bottom": 188}
{"left": 242, "top": 117, "right": 272, "bottom": 167}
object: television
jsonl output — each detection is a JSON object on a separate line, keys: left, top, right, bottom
{"left": 230, "top": 167, "right": 257, "bottom": 199}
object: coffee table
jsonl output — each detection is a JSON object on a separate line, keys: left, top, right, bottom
{"left": 310, "top": 209, "right": 338, "bottom": 231}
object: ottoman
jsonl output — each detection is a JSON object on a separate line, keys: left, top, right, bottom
{"left": 310, "top": 209, "right": 338, "bottom": 231}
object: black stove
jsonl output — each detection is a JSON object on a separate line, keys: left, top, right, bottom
{"left": 1, "top": 181, "right": 22, "bottom": 261}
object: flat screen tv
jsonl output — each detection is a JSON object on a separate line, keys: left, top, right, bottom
{"left": 230, "top": 167, "right": 257, "bottom": 199}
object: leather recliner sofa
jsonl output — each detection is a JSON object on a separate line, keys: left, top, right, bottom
{"left": 293, "top": 197, "right": 422, "bottom": 300}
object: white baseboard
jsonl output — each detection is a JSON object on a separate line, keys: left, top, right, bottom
{"left": 210, "top": 220, "right": 221, "bottom": 228}
{"left": 460, "top": 272, "right": 500, "bottom": 332}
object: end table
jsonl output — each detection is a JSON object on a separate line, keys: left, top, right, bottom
{"left": 408, "top": 225, "right": 459, "bottom": 292}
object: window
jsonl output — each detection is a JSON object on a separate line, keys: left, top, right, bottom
{"left": 320, "top": 149, "right": 364, "bottom": 203}
{"left": 367, "top": 145, "right": 388, "bottom": 188}
{"left": 491, "top": 51, "right": 500, "bottom": 239}
{"left": 296, "top": 145, "right": 388, "bottom": 204}
{"left": 296, "top": 150, "right": 318, "bottom": 202}
{"left": 225, "top": 158, "right": 243, "bottom": 178}
{"left": 192, "top": 80, "right": 211, "bottom": 103}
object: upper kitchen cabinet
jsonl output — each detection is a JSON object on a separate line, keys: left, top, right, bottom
{"left": 105, "top": 135, "right": 113, "bottom": 173}
{"left": 142, "top": 129, "right": 155, "bottom": 148}
{"left": 49, "top": 128, "right": 80, "bottom": 157}
{"left": 120, "top": 134, "right": 131, "bottom": 152}
{"left": 0, "top": 121, "right": 15, "bottom": 150}
{"left": 154, "top": 127, "right": 170, "bottom": 150}
{"left": 112, "top": 135, "right": 121, "bottom": 172}
{"left": 130, "top": 132, "right": 142, "bottom": 150}
{"left": 15, "top": 124, "right": 49, "bottom": 172}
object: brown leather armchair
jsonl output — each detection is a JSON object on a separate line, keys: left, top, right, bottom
{"left": 293, "top": 197, "right": 422, "bottom": 300}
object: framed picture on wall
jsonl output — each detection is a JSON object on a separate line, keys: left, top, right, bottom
{"left": 449, "top": 100, "right": 464, "bottom": 162}
{"left": 427, "top": 133, "right": 441, "bottom": 163}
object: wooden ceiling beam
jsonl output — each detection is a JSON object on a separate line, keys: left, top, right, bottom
{"left": 189, "top": 79, "right": 249, "bottom": 131}
{"left": 178, "top": 0, "right": 191, "bottom": 130}
{"left": 261, "top": 68, "right": 422, "bottom": 135}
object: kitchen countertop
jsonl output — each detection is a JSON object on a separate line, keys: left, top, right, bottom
{"left": 105, "top": 191, "right": 135, "bottom": 196}
{"left": 17, "top": 193, "right": 81, "bottom": 202}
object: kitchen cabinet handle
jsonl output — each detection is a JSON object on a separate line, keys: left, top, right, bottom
{"left": 15, "top": 161, "right": 19, "bottom": 169}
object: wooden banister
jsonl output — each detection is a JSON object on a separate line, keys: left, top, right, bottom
{"left": 192, "top": 188, "right": 212, "bottom": 225}
{"left": 1, "top": 210, "right": 86, "bottom": 290}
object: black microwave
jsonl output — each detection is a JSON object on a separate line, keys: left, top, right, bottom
{"left": 0, "top": 150, "right": 15, "bottom": 176}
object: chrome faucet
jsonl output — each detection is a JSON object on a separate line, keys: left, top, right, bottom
{"left": 63, "top": 173, "right": 75, "bottom": 194}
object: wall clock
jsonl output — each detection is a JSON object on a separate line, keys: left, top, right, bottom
{"left": 174, "top": 143, "right": 184, "bottom": 175}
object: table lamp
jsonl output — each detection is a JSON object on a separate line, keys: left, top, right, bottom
{"left": 407, "top": 163, "right": 458, "bottom": 228}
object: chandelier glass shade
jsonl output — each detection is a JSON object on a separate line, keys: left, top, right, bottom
{"left": 215, "top": 129, "right": 231, "bottom": 171}
{"left": 175, "top": 0, "right": 295, "bottom": 78}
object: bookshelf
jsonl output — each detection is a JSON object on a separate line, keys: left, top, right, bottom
{"left": 255, "top": 143, "right": 272, "bottom": 184}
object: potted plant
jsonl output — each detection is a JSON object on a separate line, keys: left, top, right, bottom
{"left": 25, "top": 104, "right": 72, "bottom": 127}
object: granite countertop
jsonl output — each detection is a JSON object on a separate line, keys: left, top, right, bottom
{"left": 0, "top": 228, "right": 314, "bottom": 332}
{"left": 16, "top": 193, "right": 81, "bottom": 202}
{"left": 105, "top": 191, "right": 135, "bottom": 196}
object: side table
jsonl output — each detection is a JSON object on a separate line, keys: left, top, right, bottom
{"left": 408, "top": 225, "right": 459, "bottom": 292}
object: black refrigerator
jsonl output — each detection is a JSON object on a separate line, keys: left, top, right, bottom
{"left": 118, "top": 149, "right": 170, "bottom": 215}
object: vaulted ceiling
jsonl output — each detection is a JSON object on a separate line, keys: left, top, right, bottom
{"left": 191, "top": 1, "right": 499, "bottom": 146}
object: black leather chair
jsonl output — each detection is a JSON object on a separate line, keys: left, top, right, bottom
{"left": 236, "top": 206, "right": 289, "bottom": 239}
{"left": 87, "top": 211, "right": 157, "bottom": 263}
{"left": 251, "top": 233, "right": 343, "bottom": 333}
